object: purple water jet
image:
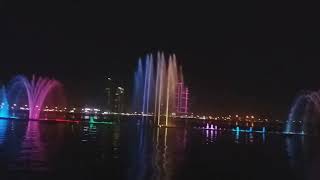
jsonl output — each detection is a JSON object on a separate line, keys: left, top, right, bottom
{"left": 10, "top": 75, "right": 63, "bottom": 120}
{"left": 286, "top": 90, "right": 320, "bottom": 134}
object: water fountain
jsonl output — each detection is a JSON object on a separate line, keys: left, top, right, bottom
{"left": 132, "top": 52, "right": 185, "bottom": 127}
{"left": 0, "top": 86, "right": 9, "bottom": 118}
{"left": 286, "top": 90, "right": 320, "bottom": 135}
{"left": 9, "top": 75, "right": 63, "bottom": 120}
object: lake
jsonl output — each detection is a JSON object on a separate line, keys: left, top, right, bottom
{"left": 0, "top": 118, "right": 319, "bottom": 180}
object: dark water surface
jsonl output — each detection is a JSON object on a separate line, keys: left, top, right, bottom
{"left": 0, "top": 118, "right": 320, "bottom": 180}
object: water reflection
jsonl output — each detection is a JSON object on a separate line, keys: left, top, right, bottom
{"left": 152, "top": 127, "right": 187, "bottom": 180}
{"left": 235, "top": 131, "right": 240, "bottom": 144}
{"left": 78, "top": 122, "right": 121, "bottom": 179}
{"left": 154, "top": 128, "right": 170, "bottom": 180}
{"left": 13, "top": 121, "right": 47, "bottom": 171}
{"left": 201, "top": 129, "right": 267, "bottom": 145}
{"left": 204, "top": 129, "right": 219, "bottom": 143}
{"left": 0, "top": 119, "right": 8, "bottom": 145}
{"left": 126, "top": 119, "right": 148, "bottom": 180}
{"left": 285, "top": 135, "right": 318, "bottom": 178}
{"left": 0, "top": 119, "right": 320, "bottom": 180}
{"left": 233, "top": 131, "right": 266, "bottom": 144}
{"left": 126, "top": 118, "right": 188, "bottom": 180}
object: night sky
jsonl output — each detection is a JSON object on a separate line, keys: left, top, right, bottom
{"left": 1, "top": 2, "right": 320, "bottom": 119}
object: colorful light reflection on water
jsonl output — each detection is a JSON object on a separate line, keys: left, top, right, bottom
{"left": 0, "top": 119, "right": 8, "bottom": 144}
{"left": 0, "top": 118, "right": 319, "bottom": 180}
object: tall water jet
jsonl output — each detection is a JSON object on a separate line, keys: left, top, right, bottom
{"left": 142, "top": 55, "right": 154, "bottom": 114}
{"left": 132, "top": 52, "right": 188, "bottom": 126}
{"left": 164, "top": 55, "right": 178, "bottom": 125}
{"left": 9, "top": 75, "right": 63, "bottom": 120}
{"left": 286, "top": 90, "right": 320, "bottom": 134}
{"left": 0, "top": 86, "right": 9, "bottom": 118}
{"left": 132, "top": 59, "right": 144, "bottom": 113}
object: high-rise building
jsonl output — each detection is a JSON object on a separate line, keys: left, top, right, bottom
{"left": 176, "top": 82, "right": 190, "bottom": 114}
{"left": 105, "top": 77, "right": 125, "bottom": 113}
{"left": 113, "top": 86, "right": 125, "bottom": 113}
{"left": 105, "top": 77, "right": 114, "bottom": 112}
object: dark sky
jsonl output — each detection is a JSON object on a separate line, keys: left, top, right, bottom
{"left": 1, "top": 2, "right": 320, "bottom": 119}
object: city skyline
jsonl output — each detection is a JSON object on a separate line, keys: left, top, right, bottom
{"left": 1, "top": 50, "right": 320, "bottom": 119}
{"left": 1, "top": 3, "right": 320, "bottom": 119}
{"left": 2, "top": 2, "right": 320, "bottom": 180}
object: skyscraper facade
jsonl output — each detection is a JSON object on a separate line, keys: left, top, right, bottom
{"left": 105, "top": 77, "right": 125, "bottom": 113}
{"left": 113, "top": 86, "right": 125, "bottom": 113}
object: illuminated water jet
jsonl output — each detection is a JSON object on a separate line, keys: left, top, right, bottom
{"left": 132, "top": 52, "right": 187, "bottom": 126}
{"left": 0, "top": 86, "right": 9, "bottom": 118}
{"left": 286, "top": 90, "right": 320, "bottom": 134}
{"left": 9, "top": 75, "right": 63, "bottom": 120}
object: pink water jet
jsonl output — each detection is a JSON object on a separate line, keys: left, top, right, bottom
{"left": 12, "top": 75, "right": 62, "bottom": 120}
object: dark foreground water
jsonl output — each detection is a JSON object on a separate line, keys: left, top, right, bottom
{"left": 1, "top": 118, "right": 320, "bottom": 180}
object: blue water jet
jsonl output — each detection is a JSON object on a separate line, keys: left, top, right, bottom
{"left": 132, "top": 59, "right": 144, "bottom": 113}
{"left": 262, "top": 127, "right": 266, "bottom": 133}
{"left": 0, "top": 86, "right": 9, "bottom": 118}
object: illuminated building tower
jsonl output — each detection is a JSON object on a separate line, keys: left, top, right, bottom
{"left": 105, "top": 77, "right": 125, "bottom": 113}
{"left": 113, "top": 86, "right": 125, "bottom": 113}
{"left": 105, "top": 77, "right": 114, "bottom": 112}
{"left": 176, "top": 82, "right": 190, "bottom": 114}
